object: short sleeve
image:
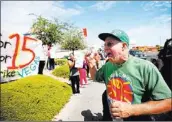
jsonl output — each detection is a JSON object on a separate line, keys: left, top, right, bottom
{"left": 95, "top": 65, "right": 105, "bottom": 83}
{"left": 145, "top": 63, "right": 172, "bottom": 100}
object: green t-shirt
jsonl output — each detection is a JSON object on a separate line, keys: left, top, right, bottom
{"left": 95, "top": 55, "right": 171, "bottom": 104}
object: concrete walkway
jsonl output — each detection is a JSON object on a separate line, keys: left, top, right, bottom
{"left": 44, "top": 69, "right": 105, "bottom": 121}
{"left": 53, "top": 80, "right": 105, "bottom": 121}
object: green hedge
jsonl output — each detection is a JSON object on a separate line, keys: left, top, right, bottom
{"left": 1, "top": 75, "right": 72, "bottom": 121}
{"left": 52, "top": 64, "right": 70, "bottom": 79}
{"left": 63, "top": 55, "right": 69, "bottom": 59}
{"left": 55, "top": 59, "right": 67, "bottom": 66}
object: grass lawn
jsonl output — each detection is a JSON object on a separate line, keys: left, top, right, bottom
{"left": 1, "top": 75, "right": 72, "bottom": 121}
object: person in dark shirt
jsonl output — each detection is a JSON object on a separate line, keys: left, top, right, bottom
{"left": 68, "top": 53, "right": 80, "bottom": 94}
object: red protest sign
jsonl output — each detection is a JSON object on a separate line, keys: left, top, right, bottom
{"left": 83, "top": 28, "right": 87, "bottom": 37}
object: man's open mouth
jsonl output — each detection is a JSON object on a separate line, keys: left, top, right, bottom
{"left": 106, "top": 52, "right": 112, "bottom": 57}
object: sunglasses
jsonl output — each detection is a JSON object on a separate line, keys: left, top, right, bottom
{"left": 104, "top": 42, "right": 115, "bottom": 48}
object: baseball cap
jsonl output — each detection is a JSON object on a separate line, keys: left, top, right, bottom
{"left": 98, "top": 29, "right": 130, "bottom": 46}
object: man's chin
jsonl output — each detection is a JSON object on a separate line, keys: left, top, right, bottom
{"left": 108, "top": 57, "right": 120, "bottom": 64}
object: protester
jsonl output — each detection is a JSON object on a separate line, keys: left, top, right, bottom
{"left": 46, "top": 43, "right": 56, "bottom": 70}
{"left": 47, "top": 44, "right": 51, "bottom": 70}
{"left": 49, "top": 44, "right": 56, "bottom": 70}
{"left": 78, "top": 59, "right": 88, "bottom": 87}
{"left": 94, "top": 52, "right": 101, "bottom": 69}
{"left": 68, "top": 53, "right": 80, "bottom": 94}
{"left": 38, "top": 43, "right": 46, "bottom": 74}
{"left": 86, "top": 29, "right": 172, "bottom": 120}
{"left": 98, "top": 50, "right": 106, "bottom": 68}
{"left": 158, "top": 38, "right": 172, "bottom": 90}
{"left": 151, "top": 38, "right": 172, "bottom": 121}
{"left": 85, "top": 52, "right": 97, "bottom": 80}
{"left": 85, "top": 52, "right": 91, "bottom": 77}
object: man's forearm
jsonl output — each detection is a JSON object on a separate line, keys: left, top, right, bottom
{"left": 89, "top": 65, "right": 97, "bottom": 80}
{"left": 132, "top": 98, "right": 172, "bottom": 116}
{"left": 86, "top": 57, "right": 98, "bottom": 80}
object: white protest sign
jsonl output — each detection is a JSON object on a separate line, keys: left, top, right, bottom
{"left": 0, "top": 32, "right": 41, "bottom": 82}
{"left": 75, "top": 51, "right": 85, "bottom": 68}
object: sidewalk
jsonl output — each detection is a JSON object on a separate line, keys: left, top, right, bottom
{"left": 52, "top": 79, "right": 105, "bottom": 121}
{"left": 44, "top": 69, "right": 105, "bottom": 121}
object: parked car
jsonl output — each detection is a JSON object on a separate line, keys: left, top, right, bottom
{"left": 129, "top": 50, "right": 146, "bottom": 59}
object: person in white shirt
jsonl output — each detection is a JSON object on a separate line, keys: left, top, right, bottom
{"left": 37, "top": 41, "right": 46, "bottom": 74}
{"left": 49, "top": 44, "right": 56, "bottom": 70}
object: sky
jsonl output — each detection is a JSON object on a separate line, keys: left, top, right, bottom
{"left": 1, "top": 1, "right": 171, "bottom": 48}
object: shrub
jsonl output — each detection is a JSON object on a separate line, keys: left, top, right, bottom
{"left": 54, "top": 59, "right": 67, "bottom": 66}
{"left": 52, "top": 64, "right": 70, "bottom": 79}
{"left": 63, "top": 55, "right": 69, "bottom": 59}
{"left": 1, "top": 75, "right": 72, "bottom": 121}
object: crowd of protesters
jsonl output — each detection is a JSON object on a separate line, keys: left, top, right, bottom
{"left": 67, "top": 49, "right": 105, "bottom": 94}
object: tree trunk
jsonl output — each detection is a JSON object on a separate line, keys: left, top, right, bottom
{"left": 72, "top": 49, "right": 75, "bottom": 55}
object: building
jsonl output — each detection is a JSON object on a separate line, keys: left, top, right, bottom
{"left": 132, "top": 46, "right": 158, "bottom": 52}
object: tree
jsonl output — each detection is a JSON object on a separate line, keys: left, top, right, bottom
{"left": 61, "top": 28, "right": 87, "bottom": 55}
{"left": 31, "top": 16, "right": 67, "bottom": 45}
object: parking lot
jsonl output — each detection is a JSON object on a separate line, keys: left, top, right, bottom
{"left": 145, "top": 51, "right": 159, "bottom": 61}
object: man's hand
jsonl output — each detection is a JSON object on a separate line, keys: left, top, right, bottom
{"left": 110, "top": 101, "right": 134, "bottom": 119}
{"left": 85, "top": 53, "right": 97, "bottom": 80}
{"left": 85, "top": 56, "right": 96, "bottom": 68}
{"left": 110, "top": 98, "right": 172, "bottom": 119}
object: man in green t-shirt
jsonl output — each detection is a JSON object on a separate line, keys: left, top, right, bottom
{"left": 86, "top": 29, "right": 172, "bottom": 120}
